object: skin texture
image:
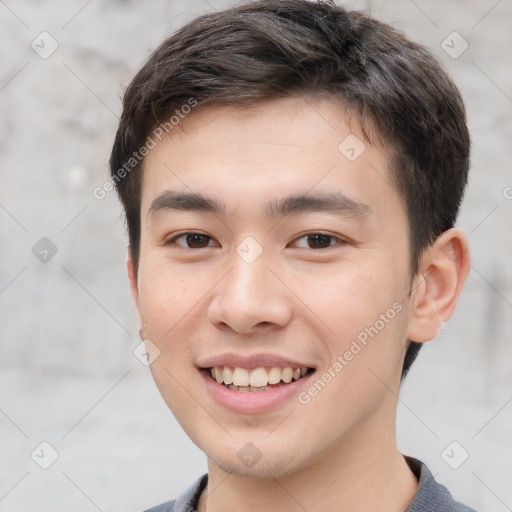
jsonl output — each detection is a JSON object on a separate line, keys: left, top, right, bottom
{"left": 127, "top": 97, "right": 470, "bottom": 512}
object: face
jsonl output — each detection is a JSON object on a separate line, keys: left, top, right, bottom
{"left": 130, "top": 97, "right": 416, "bottom": 479}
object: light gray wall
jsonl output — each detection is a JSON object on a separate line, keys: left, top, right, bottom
{"left": 1, "top": 1, "right": 510, "bottom": 511}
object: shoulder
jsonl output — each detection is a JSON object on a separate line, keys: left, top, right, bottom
{"left": 140, "top": 473, "right": 208, "bottom": 512}
{"left": 142, "top": 501, "right": 176, "bottom": 512}
{"left": 406, "top": 457, "right": 477, "bottom": 512}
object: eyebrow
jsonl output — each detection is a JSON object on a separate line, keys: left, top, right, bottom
{"left": 149, "top": 191, "right": 225, "bottom": 217}
{"left": 264, "top": 192, "right": 371, "bottom": 218}
{"left": 148, "top": 190, "right": 372, "bottom": 219}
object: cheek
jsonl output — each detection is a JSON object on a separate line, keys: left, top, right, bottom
{"left": 136, "top": 261, "right": 215, "bottom": 380}
{"left": 298, "top": 259, "right": 408, "bottom": 385}
{"left": 137, "top": 264, "right": 202, "bottom": 414}
{"left": 299, "top": 273, "right": 407, "bottom": 436}
{"left": 305, "top": 261, "right": 402, "bottom": 336}
{"left": 137, "top": 262, "right": 198, "bottom": 329}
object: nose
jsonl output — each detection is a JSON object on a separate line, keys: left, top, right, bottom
{"left": 207, "top": 254, "right": 293, "bottom": 335}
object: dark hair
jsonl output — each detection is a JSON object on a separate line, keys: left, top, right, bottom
{"left": 110, "top": 0, "right": 470, "bottom": 378}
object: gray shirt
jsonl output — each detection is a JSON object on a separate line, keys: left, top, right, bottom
{"left": 143, "top": 457, "right": 477, "bottom": 512}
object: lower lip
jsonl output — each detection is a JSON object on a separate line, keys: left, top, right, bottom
{"left": 199, "top": 370, "right": 314, "bottom": 414}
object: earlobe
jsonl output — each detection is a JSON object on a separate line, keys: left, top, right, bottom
{"left": 127, "top": 250, "right": 145, "bottom": 338}
{"left": 406, "top": 229, "right": 470, "bottom": 343}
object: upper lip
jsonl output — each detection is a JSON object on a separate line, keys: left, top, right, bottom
{"left": 197, "top": 352, "right": 315, "bottom": 370}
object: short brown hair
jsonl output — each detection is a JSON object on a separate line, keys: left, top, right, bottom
{"left": 110, "top": 0, "right": 470, "bottom": 378}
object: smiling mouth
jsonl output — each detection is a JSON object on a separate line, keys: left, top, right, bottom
{"left": 207, "top": 365, "right": 315, "bottom": 392}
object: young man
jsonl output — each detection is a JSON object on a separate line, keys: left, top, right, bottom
{"left": 110, "top": 1, "right": 475, "bottom": 510}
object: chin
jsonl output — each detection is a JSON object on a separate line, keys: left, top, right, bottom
{"left": 207, "top": 442, "right": 311, "bottom": 480}
{"left": 213, "top": 459, "right": 301, "bottom": 480}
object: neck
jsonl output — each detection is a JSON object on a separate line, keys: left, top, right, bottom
{"left": 197, "top": 417, "right": 418, "bottom": 512}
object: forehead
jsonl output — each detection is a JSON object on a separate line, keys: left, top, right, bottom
{"left": 139, "top": 97, "right": 402, "bottom": 222}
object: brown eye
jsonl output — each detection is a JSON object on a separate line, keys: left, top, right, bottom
{"left": 166, "top": 232, "right": 216, "bottom": 248}
{"left": 291, "top": 232, "right": 345, "bottom": 250}
{"left": 185, "top": 233, "right": 212, "bottom": 248}
{"left": 306, "top": 234, "right": 334, "bottom": 249}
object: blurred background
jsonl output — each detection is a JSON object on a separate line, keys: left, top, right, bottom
{"left": 0, "top": 1, "right": 511, "bottom": 511}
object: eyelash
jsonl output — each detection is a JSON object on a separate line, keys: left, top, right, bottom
{"left": 165, "top": 232, "right": 347, "bottom": 250}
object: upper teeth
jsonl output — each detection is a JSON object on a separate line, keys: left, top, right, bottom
{"left": 209, "top": 366, "right": 309, "bottom": 387}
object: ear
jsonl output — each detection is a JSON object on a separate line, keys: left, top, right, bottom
{"left": 127, "top": 250, "right": 144, "bottom": 339}
{"left": 406, "top": 229, "right": 470, "bottom": 343}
